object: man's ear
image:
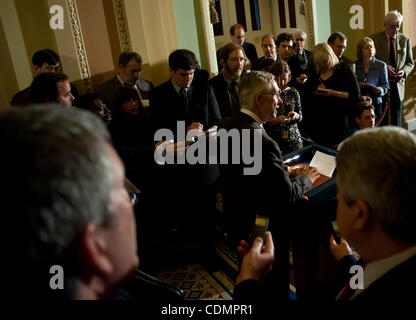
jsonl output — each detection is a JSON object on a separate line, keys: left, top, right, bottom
{"left": 253, "top": 91, "right": 263, "bottom": 106}
{"left": 219, "top": 58, "right": 225, "bottom": 68}
{"left": 80, "top": 223, "right": 113, "bottom": 278}
{"left": 354, "top": 117, "right": 361, "bottom": 125}
{"left": 352, "top": 200, "right": 372, "bottom": 231}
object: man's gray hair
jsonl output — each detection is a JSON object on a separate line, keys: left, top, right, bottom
{"left": 384, "top": 10, "right": 403, "bottom": 24}
{"left": 337, "top": 127, "right": 416, "bottom": 243}
{"left": 261, "top": 34, "right": 275, "bottom": 44}
{"left": 238, "top": 71, "right": 275, "bottom": 111}
{"left": 1, "top": 105, "right": 116, "bottom": 278}
{"left": 293, "top": 30, "right": 307, "bottom": 40}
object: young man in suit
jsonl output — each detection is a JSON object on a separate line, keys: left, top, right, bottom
{"left": 147, "top": 49, "right": 221, "bottom": 246}
{"left": 218, "top": 71, "right": 319, "bottom": 300}
{"left": 235, "top": 126, "right": 416, "bottom": 304}
{"left": 31, "top": 72, "right": 75, "bottom": 107}
{"left": 11, "top": 49, "right": 79, "bottom": 106}
{"left": 210, "top": 42, "right": 245, "bottom": 118}
{"left": 96, "top": 51, "right": 153, "bottom": 110}
{"left": 370, "top": 10, "right": 414, "bottom": 127}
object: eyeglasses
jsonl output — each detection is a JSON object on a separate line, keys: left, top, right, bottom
{"left": 387, "top": 22, "right": 400, "bottom": 29}
{"left": 229, "top": 57, "right": 246, "bottom": 63}
{"left": 129, "top": 192, "right": 137, "bottom": 205}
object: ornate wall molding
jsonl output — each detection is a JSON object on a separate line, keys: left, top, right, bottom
{"left": 66, "top": 0, "right": 93, "bottom": 92}
{"left": 113, "top": 0, "right": 132, "bottom": 52}
{"left": 305, "top": 0, "right": 315, "bottom": 48}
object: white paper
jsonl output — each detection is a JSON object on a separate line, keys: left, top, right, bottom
{"left": 309, "top": 151, "right": 336, "bottom": 177}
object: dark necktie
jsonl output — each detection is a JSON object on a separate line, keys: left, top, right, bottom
{"left": 229, "top": 81, "right": 239, "bottom": 111}
{"left": 389, "top": 38, "right": 396, "bottom": 69}
{"left": 179, "top": 88, "right": 189, "bottom": 116}
{"left": 228, "top": 81, "right": 239, "bottom": 113}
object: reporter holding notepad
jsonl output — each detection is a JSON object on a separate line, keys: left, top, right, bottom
{"left": 354, "top": 37, "right": 390, "bottom": 123}
{"left": 303, "top": 43, "right": 360, "bottom": 148}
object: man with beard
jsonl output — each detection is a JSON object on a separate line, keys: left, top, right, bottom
{"left": 210, "top": 42, "right": 246, "bottom": 118}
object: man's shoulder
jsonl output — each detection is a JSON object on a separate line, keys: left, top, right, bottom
{"left": 372, "top": 58, "right": 387, "bottom": 68}
{"left": 11, "top": 87, "right": 33, "bottom": 106}
{"left": 96, "top": 75, "right": 119, "bottom": 92}
{"left": 153, "top": 80, "right": 173, "bottom": 92}
{"left": 219, "top": 111, "right": 255, "bottom": 130}
{"left": 369, "top": 31, "right": 385, "bottom": 42}
{"left": 305, "top": 49, "right": 312, "bottom": 57}
{"left": 243, "top": 42, "right": 256, "bottom": 50}
{"left": 356, "top": 255, "right": 416, "bottom": 302}
{"left": 152, "top": 80, "right": 175, "bottom": 100}
{"left": 209, "top": 74, "right": 226, "bottom": 87}
{"left": 136, "top": 78, "right": 154, "bottom": 91}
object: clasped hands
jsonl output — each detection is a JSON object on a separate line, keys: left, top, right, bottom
{"left": 387, "top": 65, "right": 404, "bottom": 81}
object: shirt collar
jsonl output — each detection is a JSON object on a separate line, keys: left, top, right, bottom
{"left": 222, "top": 73, "right": 240, "bottom": 86}
{"left": 171, "top": 79, "right": 188, "bottom": 95}
{"left": 117, "top": 73, "right": 126, "bottom": 86}
{"left": 351, "top": 245, "right": 416, "bottom": 299}
{"left": 240, "top": 108, "right": 263, "bottom": 126}
{"left": 385, "top": 30, "right": 397, "bottom": 41}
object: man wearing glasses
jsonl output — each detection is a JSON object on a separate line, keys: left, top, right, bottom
{"left": 210, "top": 42, "right": 246, "bottom": 118}
{"left": 370, "top": 10, "right": 414, "bottom": 127}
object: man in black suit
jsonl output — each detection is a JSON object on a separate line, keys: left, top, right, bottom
{"left": 219, "top": 71, "right": 319, "bottom": 300}
{"left": 96, "top": 51, "right": 153, "bottom": 110}
{"left": 217, "top": 24, "right": 258, "bottom": 72}
{"left": 235, "top": 126, "right": 416, "bottom": 303}
{"left": 151, "top": 49, "right": 221, "bottom": 137}
{"left": 288, "top": 30, "right": 312, "bottom": 86}
{"left": 147, "top": 49, "right": 221, "bottom": 244}
{"left": 210, "top": 42, "right": 245, "bottom": 118}
{"left": 328, "top": 32, "right": 353, "bottom": 65}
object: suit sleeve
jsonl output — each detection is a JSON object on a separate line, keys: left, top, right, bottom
{"left": 378, "top": 62, "right": 390, "bottom": 96}
{"left": 402, "top": 37, "right": 414, "bottom": 78}
{"left": 264, "top": 139, "right": 313, "bottom": 203}
{"left": 207, "top": 85, "right": 222, "bottom": 127}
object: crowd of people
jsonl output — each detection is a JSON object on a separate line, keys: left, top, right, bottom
{"left": 2, "top": 9, "right": 415, "bottom": 302}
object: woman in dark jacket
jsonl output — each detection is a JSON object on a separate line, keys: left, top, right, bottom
{"left": 110, "top": 86, "right": 155, "bottom": 190}
{"left": 304, "top": 43, "right": 360, "bottom": 148}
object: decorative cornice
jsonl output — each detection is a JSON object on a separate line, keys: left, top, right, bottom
{"left": 305, "top": 0, "right": 315, "bottom": 49}
{"left": 113, "top": 0, "right": 132, "bottom": 52}
{"left": 66, "top": 0, "right": 93, "bottom": 92}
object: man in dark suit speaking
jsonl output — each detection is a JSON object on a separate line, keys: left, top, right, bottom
{"left": 218, "top": 71, "right": 319, "bottom": 300}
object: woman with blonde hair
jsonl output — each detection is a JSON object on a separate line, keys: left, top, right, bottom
{"left": 355, "top": 37, "right": 389, "bottom": 123}
{"left": 304, "top": 43, "right": 360, "bottom": 148}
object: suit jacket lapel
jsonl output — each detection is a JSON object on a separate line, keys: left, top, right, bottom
{"left": 396, "top": 34, "right": 404, "bottom": 68}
